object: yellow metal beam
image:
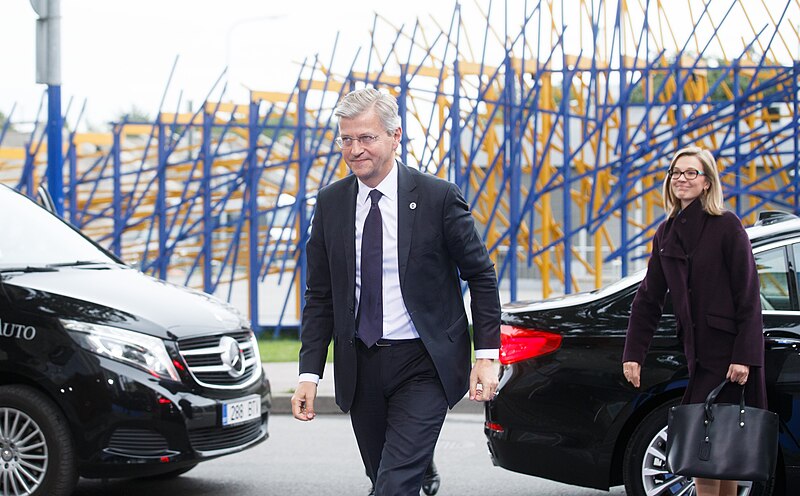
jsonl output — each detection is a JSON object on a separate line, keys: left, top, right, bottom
{"left": 121, "top": 124, "right": 155, "bottom": 136}
{"left": 205, "top": 102, "right": 251, "bottom": 115}
{"left": 158, "top": 113, "right": 200, "bottom": 125}
{"left": 0, "top": 148, "right": 26, "bottom": 160}
{"left": 251, "top": 90, "right": 296, "bottom": 104}
{"left": 73, "top": 133, "right": 113, "bottom": 146}
{"left": 299, "top": 79, "right": 346, "bottom": 94}
{"left": 456, "top": 60, "right": 499, "bottom": 76}
{"left": 349, "top": 71, "right": 402, "bottom": 86}
{"left": 401, "top": 64, "right": 449, "bottom": 79}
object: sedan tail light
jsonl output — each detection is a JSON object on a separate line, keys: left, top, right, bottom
{"left": 499, "top": 324, "right": 562, "bottom": 365}
{"left": 484, "top": 421, "right": 505, "bottom": 433}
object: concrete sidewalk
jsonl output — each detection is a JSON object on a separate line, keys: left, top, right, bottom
{"left": 262, "top": 362, "right": 484, "bottom": 415}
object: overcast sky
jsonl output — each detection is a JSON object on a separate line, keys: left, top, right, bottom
{"left": 1, "top": 1, "right": 795, "bottom": 130}
{"left": 1, "top": 0, "right": 457, "bottom": 128}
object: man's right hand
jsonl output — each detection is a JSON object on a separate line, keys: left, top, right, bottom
{"left": 291, "top": 381, "right": 318, "bottom": 421}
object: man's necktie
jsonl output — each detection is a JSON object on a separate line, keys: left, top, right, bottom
{"left": 357, "top": 189, "right": 383, "bottom": 347}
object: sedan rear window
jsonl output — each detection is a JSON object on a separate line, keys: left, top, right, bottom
{"left": 756, "top": 247, "right": 792, "bottom": 311}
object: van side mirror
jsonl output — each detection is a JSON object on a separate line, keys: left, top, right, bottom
{"left": 36, "top": 185, "right": 57, "bottom": 215}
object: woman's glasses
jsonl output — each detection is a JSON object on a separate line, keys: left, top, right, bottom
{"left": 668, "top": 168, "right": 705, "bottom": 180}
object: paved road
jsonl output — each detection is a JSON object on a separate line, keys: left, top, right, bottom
{"left": 74, "top": 413, "right": 627, "bottom": 496}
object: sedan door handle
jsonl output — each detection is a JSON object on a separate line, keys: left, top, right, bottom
{"left": 765, "top": 337, "right": 800, "bottom": 346}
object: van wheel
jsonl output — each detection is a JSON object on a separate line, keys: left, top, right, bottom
{"left": 623, "top": 399, "right": 773, "bottom": 496}
{"left": 0, "top": 385, "right": 77, "bottom": 496}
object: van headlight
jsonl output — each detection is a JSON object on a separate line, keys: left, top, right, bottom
{"left": 62, "top": 320, "right": 180, "bottom": 381}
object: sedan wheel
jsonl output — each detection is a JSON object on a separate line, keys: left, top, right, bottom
{"left": 623, "top": 400, "right": 766, "bottom": 496}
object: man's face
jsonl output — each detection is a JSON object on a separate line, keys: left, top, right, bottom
{"left": 338, "top": 109, "right": 401, "bottom": 188}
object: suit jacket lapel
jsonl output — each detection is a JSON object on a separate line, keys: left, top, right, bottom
{"left": 343, "top": 177, "right": 358, "bottom": 312}
{"left": 396, "top": 163, "right": 418, "bottom": 289}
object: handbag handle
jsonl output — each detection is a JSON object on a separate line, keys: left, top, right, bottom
{"left": 703, "top": 380, "right": 746, "bottom": 424}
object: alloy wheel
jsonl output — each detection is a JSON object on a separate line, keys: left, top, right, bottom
{"left": 0, "top": 407, "right": 48, "bottom": 496}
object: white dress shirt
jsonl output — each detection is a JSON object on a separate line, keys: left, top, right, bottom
{"left": 354, "top": 163, "right": 418, "bottom": 341}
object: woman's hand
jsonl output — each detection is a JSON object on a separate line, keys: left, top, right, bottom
{"left": 623, "top": 361, "right": 641, "bottom": 388}
{"left": 727, "top": 363, "right": 750, "bottom": 385}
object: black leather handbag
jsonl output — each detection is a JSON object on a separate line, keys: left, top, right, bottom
{"left": 666, "top": 380, "right": 779, "bottom": 481}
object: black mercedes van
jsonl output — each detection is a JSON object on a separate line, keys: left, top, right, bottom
{"left": 0, "top": 184, "right": 271, "bottom": 496}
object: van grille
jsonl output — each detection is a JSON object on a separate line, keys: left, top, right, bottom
{"left": 178, "top": 331, "right": 262, "bottom": 389}
{"left": 106, "top": 428, "right": 171, "bottom": 457}
{"left": 188, "top": 419, "right": 264, "bottom": 452}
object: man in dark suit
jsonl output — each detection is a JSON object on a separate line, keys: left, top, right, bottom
{"left": 291, "top": 87, "right": 501, "bottom": 495}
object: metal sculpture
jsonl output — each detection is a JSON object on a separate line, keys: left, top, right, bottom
{"left": 1, "top": 0, "right": 798, "bottom": 333}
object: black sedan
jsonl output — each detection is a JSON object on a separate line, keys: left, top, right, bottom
{"left": 485, "top": 213, "right": 800, "bottom": 496}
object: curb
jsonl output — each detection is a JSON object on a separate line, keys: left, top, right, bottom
{"left": 270, "top": 394, "right": 485, "bottom": 416}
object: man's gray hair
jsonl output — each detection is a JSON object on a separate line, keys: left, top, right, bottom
{"left": 334, "top": 88, "right": 401, "bottom": 133}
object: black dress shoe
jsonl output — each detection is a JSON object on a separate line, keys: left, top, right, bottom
{"left": 422, "top": 461, "right": 440, "bottom": 495}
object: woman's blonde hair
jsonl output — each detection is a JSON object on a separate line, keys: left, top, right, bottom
{"left": 662, "top": 146, "right": 724, "bottom": 217}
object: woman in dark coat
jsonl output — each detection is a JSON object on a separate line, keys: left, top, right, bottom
{"left": 622, "top": 146, "right": 767, "bottom": 496}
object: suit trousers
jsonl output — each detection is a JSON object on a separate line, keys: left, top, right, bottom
{"left": 350, "top": 339, "right": 449, "bottom": 496}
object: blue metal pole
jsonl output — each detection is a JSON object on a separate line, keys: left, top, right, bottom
{"left": 46, "top": 84, "right": 63, "bottom": 215}
{"left": 157, "top": 119, "right": 167, "bottom": 280}
{"left": 67, "top": 129, "right": 76, "bottom": 223}
{"left": 297, "top": 88, "right": 309, "bottom": 321}
{"left": 452, "top": 60, "right": 462, "bottom": 189}
{"left": 248, "top": 99, "right": 261, "bottom": 331}
{"left": 561, "top": 42, "right": 572, "bottom": 293}
{"left": 111, "top": 124, "right": 122, "bottom": 257}
{"left": 399, "top": 64, "right": 408, "bottom": 164}
{"left": 615, "top": 2, "right": 629, "bottom": 279}
{"left": 794, "top": 61, "right": 799, "bottom": 215}
{"left": 734, "top": 60, "right": 742, "bottom": 217}
{"left": 202, "top": 109, "right": 213, "bottom": 292}
{"left": 505, "top": 56, "right": 519, "bottom": 300}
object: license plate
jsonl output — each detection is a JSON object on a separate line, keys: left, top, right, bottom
{"left": 222, "top": 395, "right": 261, "bottom": 427}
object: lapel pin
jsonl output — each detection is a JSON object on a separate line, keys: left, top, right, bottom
{"left": 409, "top": 202, "right": 417, "bottom": 210}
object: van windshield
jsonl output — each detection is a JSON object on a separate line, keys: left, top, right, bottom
{"left": 0, "top": 186, "right": 116, "bottom": 269}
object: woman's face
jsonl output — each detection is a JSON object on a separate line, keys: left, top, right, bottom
{"left": 670, "top": 155, "right": 709, "bottom": 209}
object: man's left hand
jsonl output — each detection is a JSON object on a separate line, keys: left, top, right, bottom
{"left": 469, "top": 359, "right": 500, "bottom": 401}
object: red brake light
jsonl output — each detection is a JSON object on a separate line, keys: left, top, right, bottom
{"left": 485, "top": 421, "right": 505, "bottom": 433}
{"left": 499, "top": 324, "right": 562, "bottom": 365}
